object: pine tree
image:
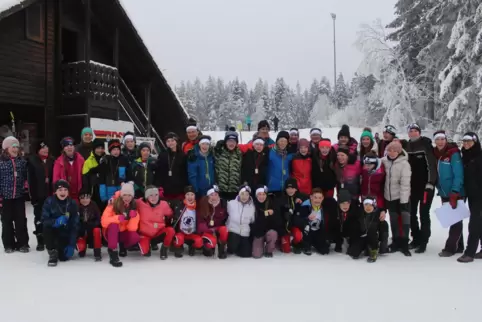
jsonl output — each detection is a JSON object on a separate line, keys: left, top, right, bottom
{"left": 319, "top": 77, "right": 332, "bottom": 98}
{"left": 205, "top": 76, "right": 219, "bottom": 130}
{"left": 334, "top": 73, "right": 349, "bottom": 108}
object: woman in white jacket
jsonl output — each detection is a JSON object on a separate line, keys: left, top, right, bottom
{"left": 226, "top": 185, "right": 256, "bottom": 258}
{"left": 382, "top": 141, "right": 412, "bottom": 256}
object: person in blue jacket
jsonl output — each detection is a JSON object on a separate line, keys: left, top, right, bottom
{"left": 432, "top": 130, "right": 465, "bottom": 257}
{"left": 266, "top": 131, "right": 294, "bottom": 195}
{"left": 187, "top": 135, "right": 215, "bottom": 197}
{"left": 42, "top": 180, "right": 80, "bottom": 267}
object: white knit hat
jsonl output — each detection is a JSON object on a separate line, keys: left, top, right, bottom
{"left": 2, "top": 136, "right": 19, "bottom": 150}
{"left": 120, "top": 182, "right": 135, "bottom": 197}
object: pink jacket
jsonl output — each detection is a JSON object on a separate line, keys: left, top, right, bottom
{"left": 53, "top": 153, "right": 85, "bottom": 195}
{"left": 335, "top": 159, "right": 361, "bottom": 198}
{"left": 137, "top": 199, "right": 174, "bottom": 238}
{"left": 332, "top": 138, "right": 358, "bottom": 156}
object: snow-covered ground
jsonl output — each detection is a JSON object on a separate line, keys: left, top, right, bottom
{"left": 1, "top": 128, "right": 481, "bottom": 322}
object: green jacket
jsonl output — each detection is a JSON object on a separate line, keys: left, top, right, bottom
{"left": 214, "top": 141, "right": 242, "bottom": 193}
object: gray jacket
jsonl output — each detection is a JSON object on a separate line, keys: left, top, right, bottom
{"left": 226, "top": 199, "right": 255, "bottom": 237}
{"left": 382, "top": 151, "right": 412, "bottom": 203}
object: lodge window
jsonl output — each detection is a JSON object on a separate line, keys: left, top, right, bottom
{"left": 25, "top": 3, "right": 44, "bottom": 43}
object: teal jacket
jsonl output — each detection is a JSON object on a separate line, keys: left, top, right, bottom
{"left": 434, "top": 143, "right": 464, "bottom": 198}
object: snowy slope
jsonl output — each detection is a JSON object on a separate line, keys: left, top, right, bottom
{"left": 0, "top": 128, "right": 481, "bottom": 322}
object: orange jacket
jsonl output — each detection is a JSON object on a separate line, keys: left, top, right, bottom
{"left": 137, "top": 199, "right": 173, "bottom": 238}
{"left": 101, "top": 191, "right": 140, "bottom": 232}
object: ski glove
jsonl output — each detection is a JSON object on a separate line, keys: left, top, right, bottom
{"left": 449, "top": 192, "right": 459, "bottom": 209}
{"left": 64, "top": 245, "right": 75, "bottom": 259}
{"left": 53, "top": 215, "right": 68, "bottom": 228}
{"left": 423, "top": 184, "right": 434, "bottom": 204}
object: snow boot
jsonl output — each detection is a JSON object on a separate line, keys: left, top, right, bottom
{"left": 143, "top": 248, "right": 152, "bottom": 257}
{"left": 203, "top": 247, "right": 214, "bottom": 257}
{"left": 94, "top": 248, "right": 102, "bottom": 262}
{"left": 108, "top": 249, "right": 123, "bottom": 267}
{"left": 415, "top": 244, "right": 427, "bottom": 254}
{"left": 367, "top": 248, "right": 378, "bottom": 263}
{"left": 303, "top": 245, "right": 312, "bottom": 256}
{"left": 188, "top": 245, "right": 196, "bottom": 256}
{"left": 78, "top": 250, "right": 86, "bottom": 258}
{"left": 48, "top": 249, "right": 59, "bottom": 267}
{"left": 174, "top": 247, "right": 184, "bottom": 258}
{"left": 18, "top": 246, "right": 29, "bottom": 253}
{"left": 293, "top": 244, "right": 302, "bottom": 254}
{"left": 474, "top": 251, "right": 482, "bottom": 259}
{"left": 218, "top": 243, "right": 227, "bottom": 259}
{"left": 264, "top": 252, "right": 273, "bottom": 258}
{"left": 119, "top": 244, "right": 127, "bottom": 257}
{"left": 151, "top": 243, "right": 159, "bottom": 251}
{"left": 408, "top": 240, "right": 420, "bottom": 250}
{"left": 379, "top": 235, "right": 389, "bottom": 254}
{"left": 401, "top": 238, "right": 412, "bottom": 257}
{"left": 160, "top": 245, "right": 168, "bottom": 260}
{"left": 457, "top": 255, "right": 474, "bottom": 263}
{"left": 389, "top": 238, "right": 400, "bottom": 253}
{"left": 36, "top": 235, "right": 45, "bottom": 251}
{"left": 334, "top": 243, "right": 343, "bottom": 253}
{"left": 438, "top": 249, "right": 454, "bottom": 257}
{"left": 5, "top": 248, "right": 14, "bottom": 254}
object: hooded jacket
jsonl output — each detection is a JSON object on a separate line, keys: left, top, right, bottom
{"left": 433, "top": 143, "right": 464, "bottom": 198}
{"left": 334, "top": 158, "right": 362, "bottom": 199}
{"left": 101, "top": 191, "right": 140, "bottom": 232}
{"left": 381, "top": 150, "right": 411, "bottom": 203}
{"left": 291, "top": 153, "right": 312, "bottom": 195}
{"left": 187, "top": 145, "right": 215, "bottom": 196}
{"left": 97, "top": 154, "right": 130, "bottom": 201}
{"left": 226, "top": 198, "right": 256, "bottom": 237}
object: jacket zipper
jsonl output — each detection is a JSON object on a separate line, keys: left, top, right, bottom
{"left": 388, "top": 160, "right": 393, "bottom": 200}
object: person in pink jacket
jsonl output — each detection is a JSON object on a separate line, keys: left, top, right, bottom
{"left": 138, "top": 185, "right": 175, "bottom": 259}
{"left": 334, "top": 147, "right": 361, "bottom": 200}
{"left": 53, "top": 137, "right": 85, "bottom": 201}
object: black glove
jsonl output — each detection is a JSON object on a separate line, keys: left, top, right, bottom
{"left": 400, "top": 203, "right": 410, "bottom": 213}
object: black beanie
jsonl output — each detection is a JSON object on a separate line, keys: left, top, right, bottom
{"left": 284, "top": 177, "right": 298, "bottom": 190}
{"left": 138, "top": 142, "right": 151, "bottom": 152}
{"left": 93, "top": 139, "right": 104, "bottom": 150}
{"left": 54, "top": 179, "right": 70, "bottom": 191}
{"left": 164, "top": 132, "right": 179, "bottom": 142}
{"left": 337, "top": 189, "right": 352, "bottom": 204}
{"left": 36, "top": 141, "right": 48, "bottom": 153}
{"left": 338, "top": 124, "right": 351, "bottom": 139}
{"left": 276, "top": 131, "right": 290, "bottom": 142}
{"left": 184, "top": 185, "right": 196, "bottom": 194}
{"left": 337, "top": 146, "right": 350, "bottom": 156}
{"left": 258, "top": 120, "right": 270, "bottom": 130}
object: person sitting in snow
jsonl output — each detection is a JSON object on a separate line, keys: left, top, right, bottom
{"left": 197, "top": 185, "right": 228, "bottom": 259}
{"left": 335, "top": 190, "right": 363, "bottom": 257}
{"left": 42, "top": 180, "right": 80, "bottom": 267}
{"left": 77, "top": 190, "right": 102, "bottom": 262}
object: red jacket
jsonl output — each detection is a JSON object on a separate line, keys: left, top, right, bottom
{"left": 291, "top": 154, "right": 312, "bottom": 195}
{"left": 137, "top": 199, "right": 174, "bottom": 238}
{"left": 53, "top": 153, "right": 85, "bottom": 195}
{"left": 361, "top": 163, "right": 386, "bottom": 209}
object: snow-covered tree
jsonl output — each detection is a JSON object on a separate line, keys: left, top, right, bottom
{"left": 310, "top": 94, "right": 336, "bottom": 127}
{"left": 333, "top": 73, "right": 349, "bottom": 108}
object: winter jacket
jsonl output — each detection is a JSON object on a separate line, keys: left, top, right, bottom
{"left": 27, "top": 154, "right": 54, "bottom": 203}
{"left": 226, "top": 198, "right": 256, "bottom": 237}
{"left": 131, "top": 157, "right": 156, "bottom": 198}
{"left": 321, "top": 196, "right": 341, "bottom": 238}
{"left": 266, "top": 148, "right": 294, "bottom": 192}
{"left": 78, "top": 201, "right": 101, "bottom": 235}
{"left": 137, "top": 198, "right": 173, "bottom": 238}
{"left": 333, "top": 137, "right": 359, "bottom": 157}
{"left": 361, "top": 162, "right": 386, "bottom": 210}
{"left": 277, "top": 192, "right": 308, "bottom": 234}
{"left": 214, "top": 141, "right": 243, "bottom": 194}
{"left": 42, "top": 196, "right": 79, "bottom": 247}
{"left": 334, "top": 159, "right": 362, "bottom": 199}
{"left": 122, "top": 148, "right": 137, "bottom": 166}
{"left": 252, "top": 197, "right": 283, "bottom": 238}
{"left": 293, "top": 199, "right": 325, "bottom": 232}
{"left": 241, "top": 147, "right": 269, "bottom": 189}
{"left": 171, "top": 202, "right": 198, "bottom": 234}
{"left": 338, "top": 203, "right": 363, "bottom": 238}
{"left": 187, "top": 146, "right": 215, "bottom": 196}
{"left": 75, "top": 143, "right": 93, "bottom": 161}
{"left": 53, "top": 153, "right": 85, "bottom": 196}
{"left": 291, "top": 153, "right": 312, "bottom": 195}
{"left": 101, "top": 191, "right": 140, "bottom": 232}
{"left": 381, "top": 151, "right": 411, "bottom": 203}
{"left": 406, "top": 137, "right": 437, "bottom": 190}
{"left": 287, "top": 141, "right": 298, "bottom": 154}
{"left": 462, "top": 145, "right": 482, "bottom": 199}
{"left": 0, "top": 154, "right": 28, "bottom": 200}
{"left": 433, "top": 143, "right": 465, "bottom": 198}
{"left": 155, "top": 149, "right": 187, "bottom": 196}
{"left": 311, "top": 151, "right": 337, "bottom": 190}
{"left": 182, "top": 137, "right": 200, "bottom": 155}
{"left": 98, "top": 154, "right": 130, "bottom": 201}
{"left": 197, "top": 197, "right": 228, "bottom": 234}
{"left": 82, "top": 152, "right": 102, "bottom": 195}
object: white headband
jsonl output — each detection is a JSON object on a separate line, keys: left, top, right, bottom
{"left": 434, "top": 133, "right": 446, "bottom": 140}
{"left": 186, "top": 126, "right": 197, "bottom": 131}
{"left": 199, "top": 138, "right": 211, "bottom": 145}
{"left": 253, "top": 139, "right": 265, "bottom": 145}
{"left": 310, "top": 129, "right": 322, "bottom": 136}
{"left": 207, "top": 185, "right": 219, "bottom": 196}
{"left": 364, "top": 157, "right": 378, "bottom": 164}
{"left": 256, "top": 186, "right": 268, "bottom": 195}
{"left": 123, "top": 135, "right": 134, "bottom": 143}
{"left": 289, "top": 130, "right": 299, "bottom": 135}
{"left": 239, "top": 186, "right": 251, "bottom": 194}
{"left": 463, "top": 135, "right": 477, "bottom": 142}
{"left": 363, "top": 199, "right": 375, "bottom": 205}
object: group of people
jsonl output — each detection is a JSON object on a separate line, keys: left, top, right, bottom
{"left": 0, "top": 119, "right": 481, "bottom": 268}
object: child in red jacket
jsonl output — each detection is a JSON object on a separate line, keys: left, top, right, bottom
{"left": 137, "top": 185, "right": 175, "bottom": 259}
{"left": 291, "top": 139, "right": 312, "bottom": 195}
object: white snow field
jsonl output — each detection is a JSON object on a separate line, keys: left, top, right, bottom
{"left": 1, "top": 127, "right": 481, "bottom": 322}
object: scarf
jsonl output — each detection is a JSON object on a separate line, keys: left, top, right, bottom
{"left": 183, "top": 200, "right": 196, "bottom": 210}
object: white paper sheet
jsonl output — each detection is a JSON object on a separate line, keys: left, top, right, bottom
{"left": 435, "top": 200, "right": 470, "bottom": 228}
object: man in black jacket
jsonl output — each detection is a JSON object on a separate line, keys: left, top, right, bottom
{"left": 405, "top": 123, "right": 437, "bottom": 253}
{"left": 28, "top": 142, "right": 54, "bottom": 251}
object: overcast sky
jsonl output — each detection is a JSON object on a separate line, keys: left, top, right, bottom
{"left": 121, "top": 0, "right": 397, "bottom": 88}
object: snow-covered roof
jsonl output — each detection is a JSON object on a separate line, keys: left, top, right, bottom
{"left": 0, "top": 0, "right": 33, "bottom": 20}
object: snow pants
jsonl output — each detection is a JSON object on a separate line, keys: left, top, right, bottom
{"left": 77, "top": 227, "right": 102, "bottom": 253}
{"left": 280, "top": 227, "right": 303, "bottom": 253}
{"left": 387, "top": 199, "right": 410, "bottom": 239}
{"left": 441, "top": 197, "right": 464, "bottom": 253}
{"left": 227, "top": 232, "right": 251, "bottom": 258}
{"left": 201, "top": 226, "right": 228, "bottom": 249}
{"left": 1, "top": 198, "right": 29, "bottom": 249}
{"left": 303, "top": 229, "right": 329, "bottom": 254}
{"left": 44, "top": 226, "right": 71, "bottom": 261}
{"left": 33, "top": 198, "right": 46, "bottom": 241}
{"left": 410, "top": 186, "right": 434, "bottom": 246}
{"left": 139, "top": 227, "right": 176, "bottom": 255}
{"left": 464, "top": 197, "right": 482, "bottom": 258}
{"left": 347, "top": 220, "right": 382, "bottom": 258}
{"left": 174, "top": 232, "right": 203, "bottom": 249}
{"left": 252, "top": 229, "right": 278, "bottom": 258}
{"left": 105, "top": 224, "right": 140, "bottom": 250}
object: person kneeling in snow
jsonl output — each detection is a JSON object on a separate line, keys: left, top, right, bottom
{"left": 252, "top": 185, "right": 282, "bottom": 258}
{"left": 226, "top": 185, "right": 256, "bottom": 258}
{"left": 137, "top": 185, "right": 175, "bottom": 260}
{"left": 294, "top": 188, "right": 329, "bottom": 256}
{"left": 336, "top": 190, "right": 363, "bottom": 257}
{"left": 172, "top": 186, "right": 203, "bottom": 258}
{"left": 101, "top": 182, "right": 140, "bottom": 267}
{"left": 197, "top": 185, "right": 229, "bottom": 259}
{"left": 42, "top": 180, "right": 80, "bottom": 267}
{"left": 77, "top": 190, "right": 102, "bottom": 261}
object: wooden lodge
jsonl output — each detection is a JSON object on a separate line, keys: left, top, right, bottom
{"left": 0, "top": 0, "right": 188, "bottom": 154}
